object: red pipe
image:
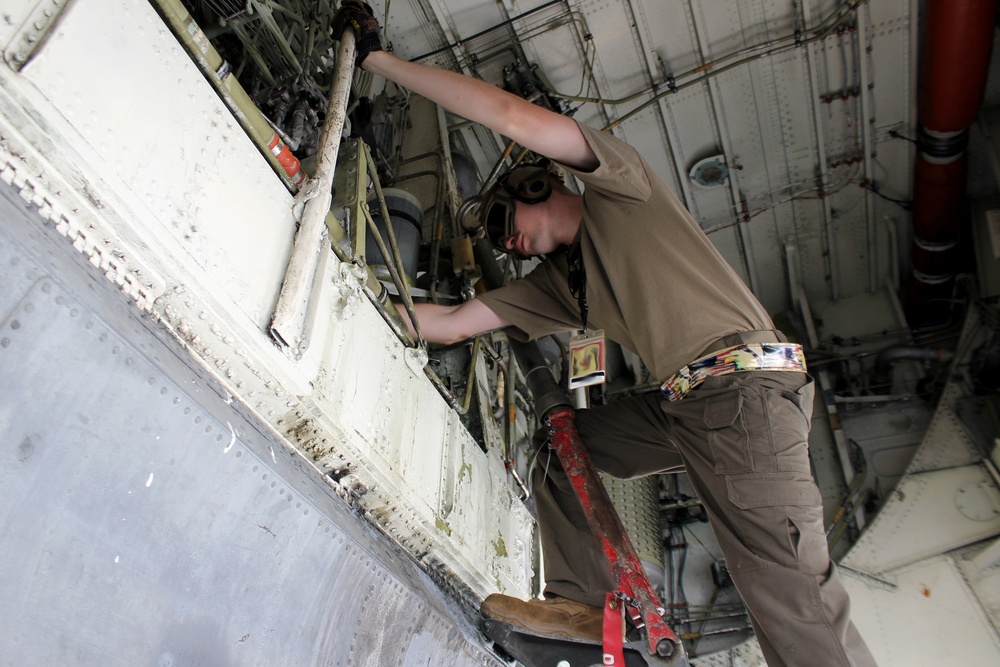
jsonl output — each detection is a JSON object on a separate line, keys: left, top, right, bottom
{"left": 918, "top": 0, "right": 998, "bottom": 132}
{"left": 907, "top": 0, "right": 998, "bottom": 321}
{"left": 912, "top": 153, "right": 967, "bottom": 247}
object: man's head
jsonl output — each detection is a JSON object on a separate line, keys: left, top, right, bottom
{"left": 481, "top": 163, "right": 556, "bottom": 259}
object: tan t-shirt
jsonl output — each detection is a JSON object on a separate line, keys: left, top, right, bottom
{"left": 478, "top": 123, "right": 773, "bottom": 380}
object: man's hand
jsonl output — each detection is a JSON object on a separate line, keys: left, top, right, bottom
{"left": 332, "top": 1, "right": 383, "bottom": 65}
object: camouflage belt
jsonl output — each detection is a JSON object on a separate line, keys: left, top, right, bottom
{"left": 660, "top": 343, "right": 807, "bottom": 402}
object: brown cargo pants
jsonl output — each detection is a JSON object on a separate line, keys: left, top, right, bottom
{"left": 533, "top": 370, "right": 877, "bottom": 667}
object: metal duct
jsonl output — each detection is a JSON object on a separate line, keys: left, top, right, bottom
{"left": 918, "top": 1, "right": 997, "bottom": 131}
{"left": 907, "top": 0, "right": 998, "bottom": 323}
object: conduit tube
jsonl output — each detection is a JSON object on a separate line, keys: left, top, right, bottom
{"left": 907, "top": 0, "right": 997, "bottom": 323}
{"left": 270, "top": 30, "right": 356, "bottom": 353}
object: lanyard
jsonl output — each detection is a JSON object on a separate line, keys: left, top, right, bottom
{"left": 567, "top": 243, "right": 588, "bottom": 331}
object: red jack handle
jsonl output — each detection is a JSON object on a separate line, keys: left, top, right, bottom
{"left": 545, "top": 407, "right": 682, "bottom": 660}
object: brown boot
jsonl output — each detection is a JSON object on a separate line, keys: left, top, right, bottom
{"left": 480, "top": 594, "right": 604, "bottom": 643}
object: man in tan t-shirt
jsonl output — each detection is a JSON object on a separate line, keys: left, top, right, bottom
{"left": 337, "top": 4, "right": 876, "bottom": 666}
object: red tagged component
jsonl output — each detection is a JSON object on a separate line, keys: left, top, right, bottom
{"left": 267, "top": 132, "right": 306, "bottom": 187}
{"left": 603, "top": 592, "right": 625, "bottom": 666}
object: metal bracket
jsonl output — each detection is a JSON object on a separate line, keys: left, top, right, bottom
{"left": 330, "top": 137, "right": 368, "bottom": 262}
{"left": 4, "top": 0, "right": 70, "bottom": 71}
{"left": 482, "top": 619, "right": 687, "bottom": 667}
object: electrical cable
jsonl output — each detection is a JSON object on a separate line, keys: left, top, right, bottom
{"left": 530, "top": 1, "right": 868, "bottom": 124}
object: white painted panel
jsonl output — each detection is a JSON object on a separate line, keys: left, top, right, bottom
{"left": 843, "top": 557, "right": 1000, "bottom": 667}
{"left": 958, "top": 538, "right": 1000, "bottom": 636}
{"left": 639, "top": 0, "right": 701, "bottom": 77}
{"left": 865, "top": 0, "right": 912, "bottom": 26}
{"left": 576, "top": 0, "right": 649, "bottom": 102}
{"left": 841, "top": 465, "right": 1000, "bottom": 575}
{"left": 790, "top": 198, "right": 832, "bottom": 302}
{"left": 907, "top": 306, "right": 987, "bottom": 473}
{"left": 0, "top": 0, "right": 537, "bottom": 606}
{"left": 0, "top": 0, "right": 46, "bottom": 50}
{"left": 376, "top": 0, "right": 449, "bottom": 62}
{"left": 20, "top": 0, "right": 296, "bottom": 329}
{"left": 868, "top": 12, "right": 913, "bottom": 137}
{"left": 435, "top": 0, "right": 506, "bottom": 39}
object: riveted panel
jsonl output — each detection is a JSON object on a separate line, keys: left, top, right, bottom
{"left": 843, "top": 557, "right": 1000, "bottom": 666}
{"left": 20, "top": 0, "right": 296, "bottom": 329}
{"left": 0, "top": 183, "right": 507, "bottom": 667}
{"left": 841, "top": 465, "right": 1000, "bottom": 575}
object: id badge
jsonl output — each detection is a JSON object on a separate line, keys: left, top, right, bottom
{"left": 568, "top": 330, "right": 607, "bottom": 389}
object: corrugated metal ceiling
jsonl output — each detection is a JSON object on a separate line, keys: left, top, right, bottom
{"left": 382, "top": 0, "right": 917, "bottom": 316}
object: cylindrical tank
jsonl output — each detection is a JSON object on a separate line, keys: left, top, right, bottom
{"left": 366, "top": 188, "right": 423, "bottom": 285}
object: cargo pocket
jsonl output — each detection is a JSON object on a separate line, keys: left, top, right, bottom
{"left": 767, "top": 379, "right": 815, "bottom": 475}
{"left": 727, "top": 472, "right": 822, "bottom": 510}
{"left": 705, "top": 391, "right": 752, "bottom": 474}
{"left": 726, "top": 472, "right": 827, "bottom": 571}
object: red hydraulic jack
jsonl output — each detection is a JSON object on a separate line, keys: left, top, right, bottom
{"left": 482, "top": 403, "right": 688, "bottom": 666}
{"left": 546, "top": 406, "right": 686, "bottom": 666}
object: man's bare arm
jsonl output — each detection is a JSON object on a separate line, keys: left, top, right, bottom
{"left": 396, "top": 299, "right": 511, "bottom": 345}
{"left": 363, "top": 51, "right": 598, "bottom": 172}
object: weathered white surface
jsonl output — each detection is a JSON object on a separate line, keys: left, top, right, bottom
{"left": 19, "top": 0, "right": 295, "bottom": 330}
{"left": 842, "top": 465, "right": 1000, "bottom": 575}
{"left": 0, "top": 0, "right": 533, "bottom": 607}
{"left": 958, "top": 537, "right": 1000, "bottom": 638}
{"left": 843, "top": 557, "right": 1000, "bottom": 667}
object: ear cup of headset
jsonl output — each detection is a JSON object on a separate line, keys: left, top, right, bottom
{"left": 502, "top": 163, "right": 553, "bottom": 204}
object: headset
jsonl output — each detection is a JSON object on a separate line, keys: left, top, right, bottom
{"left": 481, "top": 162, "right": 554, "bottom": 254}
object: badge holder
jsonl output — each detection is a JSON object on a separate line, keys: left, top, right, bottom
{"left": 568, "top": 329, "right": 606, "bottom": 390}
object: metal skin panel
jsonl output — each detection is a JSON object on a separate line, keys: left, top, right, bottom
{"left": 20, "top": 0, "right": 297, "bottom": 330}
{"left": 842, "top": 557, "right": 1000, "bottom": 666}
{"left": 906, "top": 306, "right": 986, "bottom": 473}
{"left": 0, "top": 186, "right": 506, "bottom": 667}
{"left": 958, "top": 539, "right": 1000, "bottom": 638}
{"left": 840, "top": 464, "right": 1000, "bottom": 575}
{"left": 0, "top": 0, "right": 535, "bottom": 620}
{"left": 575, "top": 0, "right": 652, "bottom": 104}
{"left": 380, "top": 0, "right": 444, "bottom": 61}
{"left": 0, "top": 1, "right": 40, "bottom": 49}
